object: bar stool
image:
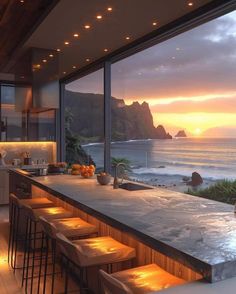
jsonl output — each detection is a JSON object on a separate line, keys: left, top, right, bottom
{"left": 21, "top": 204, "right": 73, "bottom": 294}
{"left": 99, "top": 264, "right": 186, "bottom": 294}
{"left": 8, "top": 193, "right": 54, "bottom": 271}
{"left": 37, "top": 216, "right": 98, "bottom": 294}
{"left": 56, "top": 233, "right": 136, "bottom": 294}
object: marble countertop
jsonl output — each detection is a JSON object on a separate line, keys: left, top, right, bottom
{"left": 11, "top": 171, "right": 236, "bottom": 282}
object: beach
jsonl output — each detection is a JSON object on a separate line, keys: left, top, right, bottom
{"left": 83, "top": 137, "right": 236, "bottom": 193}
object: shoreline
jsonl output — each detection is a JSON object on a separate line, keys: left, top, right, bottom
{"left": 129, "top": 173, "right": 218, "bottom": 193}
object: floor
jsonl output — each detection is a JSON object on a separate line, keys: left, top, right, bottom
{"left": 0, "top": 205, "right": 78, "bottom": 294}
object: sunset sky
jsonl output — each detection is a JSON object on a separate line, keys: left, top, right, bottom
{"left": 67, "top": 10, "right": 236, "bottom": 137}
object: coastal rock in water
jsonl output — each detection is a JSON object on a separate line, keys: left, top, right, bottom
{"left": 187, "top": 172, "right": 203, "bottom": 186}
{"left": 175, "top": 130, "right": 187, "bottom": 138}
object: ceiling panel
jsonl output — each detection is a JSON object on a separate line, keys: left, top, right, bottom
{"left": 22, "top": 0, "right": 213, "bottom": 78}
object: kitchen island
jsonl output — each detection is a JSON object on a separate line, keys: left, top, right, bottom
{"left": 9, "top": 170, "right": 236, "bottom": 290}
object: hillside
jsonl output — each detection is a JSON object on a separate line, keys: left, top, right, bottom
{"left": 65, "top": 91, "right": 172, "bottom": 142}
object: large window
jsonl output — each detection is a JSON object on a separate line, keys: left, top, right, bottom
{"left": 64, "top": 69, "right": 104, "bottom": 169}
{"left": 108, "top": 10, "right": 236, "bottom": 198}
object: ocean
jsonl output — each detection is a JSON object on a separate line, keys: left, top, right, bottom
{"left": 83, "top": 138, "right": 236, "bottom": 189}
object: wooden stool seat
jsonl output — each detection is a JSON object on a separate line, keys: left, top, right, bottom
{"left": 100, "top": 264, "right": 186, "bottom": 294}
{"left": 62, "top": 235, "right": 136, "bottom": 267}
{"left": 51, "top": 217, "right": 98, "bottom": 238}
{"left": 33, "top": 207, "right": 73, "bottom": 220}
{"left": 18, "top": 197, "right": 54, "bottom": 209}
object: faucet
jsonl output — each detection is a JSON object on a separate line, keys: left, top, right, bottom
{"left": 113, "top": 163, "right": 126, "bottom": 189}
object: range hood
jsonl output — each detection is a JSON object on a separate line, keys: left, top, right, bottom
{"left": 31, "top": 48, "right": 59, "bottom": 110}
{"left": 14, "top": 48, "right": 59, "bottom": 112}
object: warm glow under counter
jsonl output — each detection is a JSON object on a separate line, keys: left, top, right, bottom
{"left": 9, "top": 172, "right": 236, "bottom": 283}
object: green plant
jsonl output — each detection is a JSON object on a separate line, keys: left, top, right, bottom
{"left": 111, "top": 157, "right": 132, "bottom": 172}
{"left": 187, "top": 179, "right": 236, "bottom": 204}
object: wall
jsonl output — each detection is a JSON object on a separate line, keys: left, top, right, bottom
{"left": 0, "top": 142, "right": 56, "bottom": 164}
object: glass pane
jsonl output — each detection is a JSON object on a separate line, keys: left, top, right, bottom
{"left": 64, "top": 69, "right": 104, "bottom": 170}
{"left": 110, "top": 10, "right": 236, "bottom": 202}
{"left": 1, "top": 85, "right": 30, "bottom": 141}
{"left": 28, "top": 110, "right": 56, "bottom": 141}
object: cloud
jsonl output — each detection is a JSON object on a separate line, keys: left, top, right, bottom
{"left": 151, "top": 97, "right": 236, "bottom": 113}
{"left": 111, "top": 10, "right": 236, "bottom": 100}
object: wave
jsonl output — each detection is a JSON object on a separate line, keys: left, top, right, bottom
{"left": 132, "top": 166, "right": 236, "bottom": 180}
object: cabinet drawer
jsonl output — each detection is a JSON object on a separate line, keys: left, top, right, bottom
{"left": 0, "top": 170, "right": 9, "bottom": 188}
{"left": 0, "top": 187, "right": 9, "bottom": 205}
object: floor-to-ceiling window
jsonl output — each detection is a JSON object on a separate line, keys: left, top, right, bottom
{"left": 108, "top": 10, "right": 236, "bottom": 200}
{"left": 64, "top": 69, "right": 104, "bottom": 169}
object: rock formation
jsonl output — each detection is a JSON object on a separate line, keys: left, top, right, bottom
{"left": 175, "top": 130, "right": 187, "bottom": 137}
{"left": 65, "top": 91, "right": 172, "bottom": 142}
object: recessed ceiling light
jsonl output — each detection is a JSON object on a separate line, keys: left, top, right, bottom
{"left": 176, "top": 47, "right": 180, "bottom": 50}
{"left": 152, "top": 22, "right": 157, "bottom": 26}
{"left": 73, "top": 33, "right": 79, "bottom": 38}
{"left": 49, "top": 54, "right": 54, "bottom": 57}
{"left": 86, "top": 58, "right": 90, "bottom": 62}
{"left": 188, "top": 2, "right": 193, "bottom": 6}
{"left": 96, "top": 15, "right": 102, "bottom": 19}
{"left": 84, "top": 25, "right": 91, "bottom": 29}
{"left": 56, "top": 48, "right": 61, "bottom": 52}
{"left": 20, "top": 0, "right": 24, "bottom": 3}
{"left": 172, "top": 56, "right": 176, "bottom": 59}
{"left": 63, "top": 71, "right": 66, "bottom": 74}
{"left": 64, "top": 41, "right": 70, "bottom": 45}
{"left": 107, "top": 7, "right": 112, "bottom": 11}
{"left": 72, "top": 65, "right": 76, "bottom": 69}
{"left": 104, "top": 48, "right": 108, "bottom": 52}
{"left": 125, "top": 36, "right": 130, "bottom": 40}
{"left": 42, "top": 59, "right": 47, "bottom": 63}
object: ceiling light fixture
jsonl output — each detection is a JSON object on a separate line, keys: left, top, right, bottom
{"left": 20, "top": 0, "right": 24, "bottom": 3}
{"left": 63, "top": 71, "right": 66, "bottom": 74}
{"left": 73, "top": 33, "right": 79, "bottom": 37}
{"left": 49, "top": 54, "right": 54, "bottom": 57}
{"left": 86, "top": 58, "right": 90, "bottom": 62}
{"left": 107, "top": 7, "right": 112, "bottom": 11}
{"left": 64, "top": 41, "right": 70, "bottom": 45}
{"left": 152, "top": 22, "right": 157, "bottom": 26}
{"left": 42, "top": 59, "right": 47, "bottom": 63}
{"left": 104, "top": 48, "right": 108, "bottom": 52}
{"left": 84, "top": 25, "right": 91, "bottom": 29}
{"left": 96, "top": 15, "right": 102, "bottom": 19}
{"left": 72, "top": 65, "right": 76, "bottom": 69}
{"left": 188, "top": 2, "right": 193, "bottom": 6}
{"left": 56, "top": 48, "right": 61, "bottom": 52}
{"left": 125, "top": 36, "right": 130, "bottom": 40}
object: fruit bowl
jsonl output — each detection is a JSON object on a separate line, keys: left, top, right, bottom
{"left": 97, "top": 173, "right": 111, "bottom": 185}
{"left": 80, "top": 165, "right": 95, "bottom": 178}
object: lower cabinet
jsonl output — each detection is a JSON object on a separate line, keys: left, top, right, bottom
{"left": 0, "top": 170, "right": 9, "bottom": 204}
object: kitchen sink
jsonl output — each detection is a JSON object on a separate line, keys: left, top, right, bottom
{"left": 119, "top": 182, "right": 153, "bottom": 191}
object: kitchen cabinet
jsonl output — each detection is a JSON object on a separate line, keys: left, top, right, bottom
{"left": 0, "top": 170, "right": 9, "bottom": 204}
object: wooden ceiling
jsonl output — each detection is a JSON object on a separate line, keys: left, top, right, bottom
{"left": 0, "top": 0, "right": 59, "bottom": 71}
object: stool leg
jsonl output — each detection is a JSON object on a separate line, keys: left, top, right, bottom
{"left": 13, "top": 207, "right": 20, "bottom": 272}
{"left": 64, "top": 258, "right": 69, "bottom": 294}
{"left": 42, "top": 236, "right": 49, "bottom": 294}
{"left": 21, "top": 218, "right": 29, "bottom": 287}
{"left": 25, "top": 218, "right": 32, "bottom": 292}
{"left": 51, "top": 239, "right": 56, "bottom": 294}
{"left": 37, "top": 231, "right": 45, "bottom": 294}
{"left": 30, "top": 221, "right": 37, "bottom": 294}
{"left": 10, "top": 205, "right": 16, "bottom": 268}
{"left": 8, "top": 201, "right": 14, "bottom": 264}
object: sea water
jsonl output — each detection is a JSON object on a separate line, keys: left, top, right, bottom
{"left": 83, "top": 138, "right": 236, "bottom": 182}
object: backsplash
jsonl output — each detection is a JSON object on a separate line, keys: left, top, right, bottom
{"left": 0, "top": 142, "right": 56, "bottom": 165}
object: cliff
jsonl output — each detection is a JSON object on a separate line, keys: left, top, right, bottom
{"left": 65, "top": 91, "right": 172, "bottom": 142}
{"left": 175, "top": 130, "right": 187, "bottom": 138}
